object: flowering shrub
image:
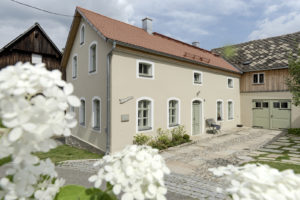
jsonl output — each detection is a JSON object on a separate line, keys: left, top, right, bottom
{"left": 0, "top": 62, "right": 170, "bottom": 200}
{"left": 89, "top": 145, "right": 170, "bottom": 200}
{"left": 209, "top": 164, "right": 300, "bottom": 200}
{"left": 0, "top": 62, "right": 80, "bottom": 200}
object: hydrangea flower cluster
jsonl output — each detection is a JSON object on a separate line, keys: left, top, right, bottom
{"left": 89, "top": 145, "right": 170, "bottom": 200}
{"left": 209, "top": 164, "right": 300, "bottom": 200}
{"left": 0, "top": 62, "right": 80, "bottom": 200}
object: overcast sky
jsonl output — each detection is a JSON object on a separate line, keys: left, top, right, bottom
{"left": 1, "top": 0, "right": 300, "bottom": 51}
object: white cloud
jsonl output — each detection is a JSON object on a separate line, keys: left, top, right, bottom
{"left": 264, "top": 5, "right": 280, "bottom": 15}
{"left": 248, "top": 12, "right": 300, "bottom": 40}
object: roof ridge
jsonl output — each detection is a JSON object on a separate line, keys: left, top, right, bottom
{"left": 76, "top": 6, "right": 145, "bottom": 33}
{"left": 153, "top": 32, "right": 213, "bottom": 55}
{"left": 213, "top": 30, "right": 300, "bottom": 50}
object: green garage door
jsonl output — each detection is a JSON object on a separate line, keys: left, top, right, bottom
{"left": 253, "top": 100, "right": 291, "bottom": 129}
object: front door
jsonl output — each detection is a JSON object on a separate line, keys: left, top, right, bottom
{"left": 192, "top": 100, "right": 202, "bottom": 135}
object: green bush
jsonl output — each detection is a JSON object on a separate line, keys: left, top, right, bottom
{"left": 133, "top": 134, "right": 151, "bottom": 145}
{"left": 183, "top": 134, "right": 190, "bottom": 142}
{"left": 288, "top": 128, "right": 300, "bottom": 135}
{"left": 134, "top": 126, "right": 191, "bottom": 150}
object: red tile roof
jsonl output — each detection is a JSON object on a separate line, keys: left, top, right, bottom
{"left": 77, "top": 7, "right": 240, "bottom": 73}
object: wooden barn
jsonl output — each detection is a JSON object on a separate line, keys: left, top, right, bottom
{"left": 0, "top": 23, "right": 64, "bottom": 79}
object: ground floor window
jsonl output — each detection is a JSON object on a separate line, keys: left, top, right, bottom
{"left": 79, "top": 98, "right": 85, "bottom": 126}
{"left": 168, "top": 99, "right": 179, "bottom": 127}
{"left": 228, "top": 100, "right": 233, "bottom": 120}
{"left": 137, "top": 99, "right": 152, "bottom": 131}
{"left": 92, "top": 97, "right": 101, "bottom": 131}
{"left": 217, "top": 100, "right": 223, "bottom": 121}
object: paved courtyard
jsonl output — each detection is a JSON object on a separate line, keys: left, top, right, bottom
{"left": 248, "top": 134, "right": 300, "bottom": 165}
{"left": 0, "top": 127, "right": 286, "bottom": 200}
{"left": 57, "top": 127, "right": 283, "bottom": 200}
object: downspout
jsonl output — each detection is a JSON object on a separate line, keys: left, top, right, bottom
{"left": 106, "top": 40, "right": 116, "bottom": 155}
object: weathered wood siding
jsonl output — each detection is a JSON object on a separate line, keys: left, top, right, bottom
{"left": 240, "top": 69, "right": 289, "bottom": 92}
{"left": 0, "top": 25, "right": 64, "bottom": 79}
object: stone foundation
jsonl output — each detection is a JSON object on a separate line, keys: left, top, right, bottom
{"left": 65, "top": 135, "right": 105, "bottom": 155}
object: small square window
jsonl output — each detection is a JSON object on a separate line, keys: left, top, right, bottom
{"left": 263, "top": 102, "right": 268, "bottom": 108}
{"left": 138, "top": 62, "right": 153, "bottom": 78}
{"left": 281, "top": 102, "right": 288, "bottom": 109}
{"left": 255, "top": 102, "right": 261, "bottom": 108}
{"left": 228, "top": 78, "right": 233, "bottom": 88}
{"left": 253, "top": 73, "right": 264, "bottom": 84}
{"left": 273, "top": 102, "right": 280, "bottom": 108}
{"left": 194, "top": 72, "right": 202, "bottom": 84}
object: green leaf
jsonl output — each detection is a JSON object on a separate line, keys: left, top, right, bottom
{"left": 55, "top": 185, "right": 91, "bottom": 200}
{"left": 55, "top": 185, "right": 118, "bottom": 200}
{"left": 0, "top": 156, "right": 11, "bottom": 167}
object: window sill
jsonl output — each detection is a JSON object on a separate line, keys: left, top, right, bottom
{"left": 138, "top": 127, "right": 152, "bottom": 131}
{"left": 79, "top": 123, "right": 86, "bottom": 127}
{"left": 169, "top": 124, "right": 179, "bottom": 128}
{"left": 194, "top": 82, "right": 202, "bottom": 85}
{"left": 252, "top": 83, "right": 264, "bottom": 85}
{"left": 138, "top": 74, "right": 153, "bottom": 78}
{"left": 92, "top": 127, "right": 101, "bottom": 133}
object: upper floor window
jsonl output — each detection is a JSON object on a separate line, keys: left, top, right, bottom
{"left": 80, "top": 25, "right": 85, "bottom": 45}
{"left": 228, "top": 100, "right": 234, "bottom": 120}
{"left": 193, "top": 71, "right": 202, "bottom": 85}
{"left": 32, "top": 53, "right": 42, "bottom": 64}
{"left": 79, "top": 98, "right": 86, "bottom": 126}
{"left": 92, "top": 97, "right": 101, "bottom": 131}
{"left": 168, "top": 99, "right": 179, "bottom": 127}
{"left": 227, "top": 77, "right": 233, "bottom": 88}
{"left": 137, "top": 60, "right": 154, "bottom": 79}
{"left": 253, "top": 73, "right": 264, "bottom": 84}
{"left": 137, "top": 98, "right": 153, "bottom": 131}
{"left": 72, "top": 55, "right": 77, "bottom": 79}
{"left": 89, "top": 42, "right": 97, "bottom": 73}
{"left": 217, "top": 100, "right": 223, "bottom": 121}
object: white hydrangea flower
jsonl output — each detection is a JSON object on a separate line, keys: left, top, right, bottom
{"left": 0, "top": 62, "right": 80, "bottom": 200}
{"left": 209, "top": 164, "right": 300, "bottom": 200}
{"left": 89, "top": 145, "right": 170, "bottom": 200}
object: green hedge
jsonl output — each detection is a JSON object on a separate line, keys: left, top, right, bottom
{"left": 133, "top": 126, "right": 191, "bottom": 150}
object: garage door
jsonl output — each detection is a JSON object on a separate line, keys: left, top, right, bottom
{"left": 252, "top": 100, "right": 291, "bottom": 129}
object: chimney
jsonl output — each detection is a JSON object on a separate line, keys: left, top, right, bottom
{"left": 142, "top": 17, "right": 152, "bottom": 34}
{"left": 192, "top": 41, "right": 200, "bottom": 47}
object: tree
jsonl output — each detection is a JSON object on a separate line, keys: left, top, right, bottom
{"left": 287, "top": 49, "right": 300, "bottom": 106}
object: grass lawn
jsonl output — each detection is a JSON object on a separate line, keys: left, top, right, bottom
{"left": 247, "top": 161, "right": 300, "bottom": 174}
{"left": 35, "top": 145, "right": 103, "bottom": 164}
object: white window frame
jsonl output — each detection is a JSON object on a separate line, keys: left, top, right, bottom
{"left": 193, "top": 71, "right": 203, "bottom": 85}
{"left": 136, "top": 97, "right": 154, "bottom": 133}
{"left": 253, "top": 73, "right": 265, "bottom": 84}
{"left": 216, "top": 99, "right": 224, "bottom": 122}
{"left": 88, "top": 41, "right": 98, "bottom": 74}
{"left": 80, "top": 24, "right": 85, "bottom": 45}
{"left": 136, "top": 59, "right": 155, "bottom": 80}
{"left": 92, "top": 97, "right": 101, "bottom": 132}
{"left": 79, "top": 98, "right": 86, "bottom": 127}
{"left": 167, "top": 97, "right": 181, "bottom": 128}
{"left": 227, "top": 100, "right": 234, "bottom": 120}
{"left": 72, "top": 54, "right": 78, "bottom": 79}
{"left": 227, "top": 77, "right": 234, "bottom": 88}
